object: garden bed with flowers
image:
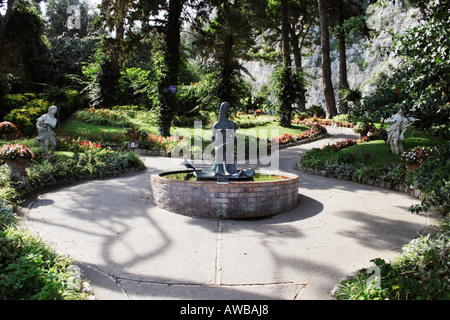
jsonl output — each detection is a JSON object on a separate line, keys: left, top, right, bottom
{"left": 292, "top": 116, "right": 354, "bottom": 129}
{"left": 298, "top": 129, "right": 448, "bottom": 215}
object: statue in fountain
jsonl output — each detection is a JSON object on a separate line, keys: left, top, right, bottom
{"left": 34, "top": 105, "right": 58, "bottom": 154}
{"left": 194, "top": 102, "right": 254, "bottom": 180}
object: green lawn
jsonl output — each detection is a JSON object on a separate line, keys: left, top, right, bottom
{"left": 61, "top": 116, "right": 311, "bottom": 141}
{"left": 60, "top": 118, "right": 125, "bottom": 135}
{"left": 338, "top": 128, "right": 447, "bottom": 166}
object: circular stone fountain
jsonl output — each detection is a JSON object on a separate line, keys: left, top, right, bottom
{"left": 151, "top": 170, "right": 299, "bottom": 219}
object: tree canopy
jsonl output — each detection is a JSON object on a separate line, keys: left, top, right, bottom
{"left": 0, "top": 0, "right": 448, "bottom": 136}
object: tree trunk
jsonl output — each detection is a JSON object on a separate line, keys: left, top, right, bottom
{"left": 289, "top": 25, "right": 306, "bottom": 112}
{"left": 279, "top": 0, "right": 293, "bottom": 127}
{"left": 281, "top": 0, "right": 291, "bottom": 67}
{"left": 337, "top": 3, "right": 349, "bottom": 113}
{"left": 317, "top": 0, "right": 337, "bottom": 119}
{"left": 158, "top": 0, "right": 184, "bottom": 137}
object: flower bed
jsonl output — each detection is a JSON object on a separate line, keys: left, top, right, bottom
{"left": 0, "top": 144, "right": 34, "bottom": 161}
{"left": 272, "top": 123, "right": 327, "bottom": 146}
{"left": 292, "top": 117, "right": 354, "bottom": 128}
{"left": 55, "top": 134, "right": 102, "bottom": 153}
{"left": 401, "top": 146, "right": 434, "bottom": 166}
{"left": 0, "top": 121, "right": 19, "bottom": 139}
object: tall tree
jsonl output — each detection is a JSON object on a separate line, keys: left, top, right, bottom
{"left": 330, "top": 0, "right": 368, "bottom": 112}
{"left": 156, "top": 0, "right": 227, "bottom": 136}
{"left": 0, "top": 0, "right": 18, "bottom": 39}
{"left": 317, "top": 0, "right": 336, "bottom": 118}
{"left": 45, "top": 0, "right": 94, "bottom": 38}
{"left": 287, "top": 0, "right": 317, "bottom": 112}
{"left": 157, "top": 0, "right": 184, "bottom": 137}
{"left": 93, "top": 0, "right": 162, "bottom": 108}
{"left": 247, "top": 0, "right": 316, "bottom": 113}
{"left": 277, "top": 0, "right": 294, "bottom": 126}
{"left": 192, "top": 2, "right": 256, "bottom": 107}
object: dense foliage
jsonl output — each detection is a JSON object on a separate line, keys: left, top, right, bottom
{"left": 270, "top": 66, "right": 307, "bottom": 127}
{"left": 1, "top": 3, "right": 57, "bottom": 85}
{"left": 0, "top": 135, "right": 144, "bottom": 300}
{"left": 408, "top": 142, "right": 449, "bottom": 215}
{"left": 0, "top": 0, "right": 448, "bottom": 301}
{"left": 0, "top": 222, "right": 86, "bottom": 300}
{"left": 2, "top": 89, "right": 85, "bottom": 136}
{"left": 333, "top": 217, "right": 450, "bottom": 300}
{"left": 348, "top": 1, "right": 449, "bottom": 137}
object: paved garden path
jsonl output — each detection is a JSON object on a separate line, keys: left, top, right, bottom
{"left": 21, "top": 127, "right": 438, "bottom": 300}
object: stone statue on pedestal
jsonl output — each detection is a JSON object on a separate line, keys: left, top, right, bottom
{"left": 34, "top": 105, "right": 58, "bottom": 154}
{"left": 194, "top": 102, "right": 254, "bottom": 180}
{"left": 385, "top": 110, "right": 414, "bottom": 155}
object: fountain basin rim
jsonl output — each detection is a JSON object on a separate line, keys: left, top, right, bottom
{"left": 154, "top": 169, "right": 298, "bottom": 185}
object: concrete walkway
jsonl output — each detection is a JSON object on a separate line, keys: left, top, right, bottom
{"left": 21, "top": 127, "right": 438, "bottom": 300}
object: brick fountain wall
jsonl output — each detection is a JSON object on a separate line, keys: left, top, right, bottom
{"left": 151, "top": 170, "right": 299, "bottom": 219}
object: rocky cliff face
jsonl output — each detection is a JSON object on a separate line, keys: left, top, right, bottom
{"left": 244, "top": 0, "right": 422, "bottom": 112}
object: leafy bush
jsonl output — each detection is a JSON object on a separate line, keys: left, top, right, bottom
{"left": 0, "top": 122, "right": 19, "bottom": 140}
{"left": 231, "top": 114, "right": 274, "bottom": 129}
{"left": 305, "top": 105, "right": 326, "bottom": 118}
{"left": 409, "top": 142, "right": 450, "bottom": 215}
{"left": 117, "top": 67, "right": 155, "bottom": 107}
{"left": 43, "top": 87, "right": 86, "bottom": 121}
{"left": 333, "top": 217, "right": 450, "bottom": 300}
{"left": 0, "top": 194, "right": 85, "bottom": 300}
{"left": 26, "top": 148, "right": 144, "bottom": 189}
{"left": 0, "top": 137, "right": 145, "bottom": 300}
{"left": 4, "top": 99, "right": 51, "bottom": 136}
{"left": 0, "top": 226, "right": 86, "bottom": 300}
{"left": 270, "top": 66, "right": 307, "bottom": 126}
{"left": 1, "top": 93, "right": 36, "bottom": 119}
{"left": 82, "top": 49, "right": 119, "bottom": 108}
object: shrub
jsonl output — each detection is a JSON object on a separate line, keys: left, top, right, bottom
{"left": 117, "top": 67, "right": 155, "bottom": 107}
{"left": 73, "top": 108, "right": 131, "bottom": 127}
{"left": 25, "top": 148, "right": 145, "bottom": 189}
{"left": 333, "top": 217, "right": 450, "bottom": 300}
{"left": 231, "top": 114, "right": 273, "bottom": 129}
{"left": 0, "top": 227, "right": 86, "bottom": 300}
{"left": 4, "top": 99, "right": 51, "bottom": 136}
{"left": 1, "top": 93, "right": 35, "bottom": 119}
{"left": 305, "top": 105, "right": 326, "bottom": 118}
{"left": 409, "top": 142, "right": 450, "bottom": 215}
{"left": 0, "top": 122, "right": 19, "bottom": 139}
{"left": 43, "top": 87, "right": 86, "bottom": 121}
